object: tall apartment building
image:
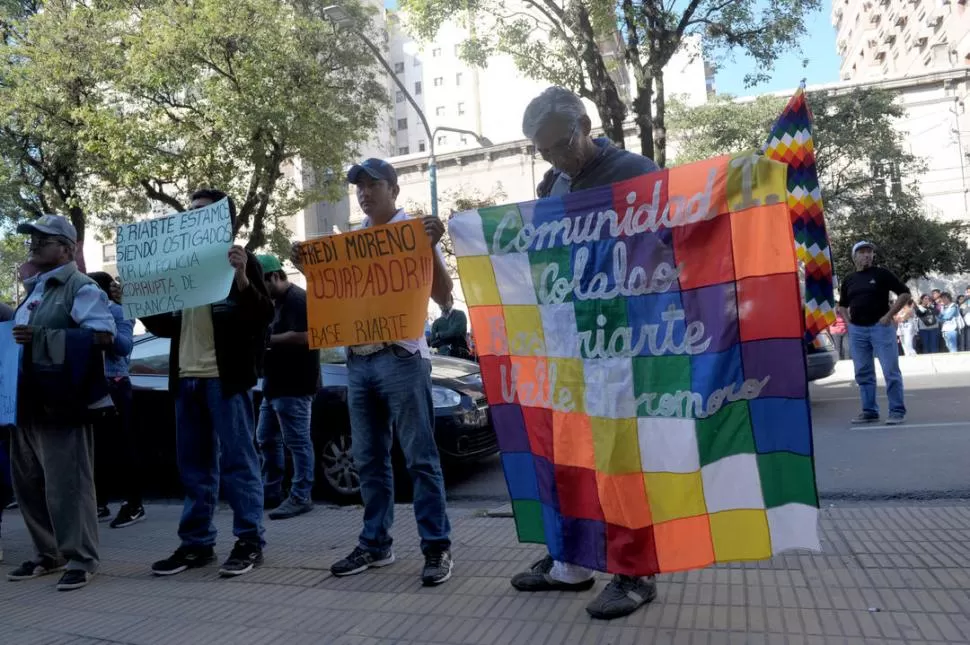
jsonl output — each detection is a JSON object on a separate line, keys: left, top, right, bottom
{"left": 386, "top": 11, "right": 711, "bottom": 157}
{"left": 834, "top": 0, "right": 970, "bottom": 81}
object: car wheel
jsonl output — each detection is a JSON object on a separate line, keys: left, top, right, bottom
{"left": 318, "top": 432, "right": 362, "bottom": 505}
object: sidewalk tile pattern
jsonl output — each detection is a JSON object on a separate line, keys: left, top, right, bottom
{"left": 1, "top": 504, "right": 968, "bottom": 644}
{"left": 450, "top": 154, "right": 820, "bottom": 575}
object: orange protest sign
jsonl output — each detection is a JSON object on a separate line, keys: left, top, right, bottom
{"left": 299, "top": 219, "right": 434, "bottom": 349}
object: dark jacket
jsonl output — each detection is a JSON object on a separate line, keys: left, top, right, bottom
{"left": 536, "top": 137, "right": 660, "bottom": 197}
{"left": 0, "top": 303, "right": 13, "bottom": 322}
{"left": 15, "top": 263, "right": 112, "bottom": 423}
{"left": 141, "top": 249, "right": 273, "bottom": 396}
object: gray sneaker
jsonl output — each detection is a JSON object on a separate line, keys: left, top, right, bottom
{"left": 851, "top": 412, "right": 880, "bottom": 425}
{"left": 268, "top": 497, "right": 313, "bottom": 520}
{"left": 885, "top": 413, "right": 905, "bottom": 426}
{"left": 586, "top": 574, "right": 657, "bottom": 620}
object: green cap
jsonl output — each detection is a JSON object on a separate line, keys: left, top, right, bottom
{"left": 256, "top": 254, "right": 283, "bottom": 274}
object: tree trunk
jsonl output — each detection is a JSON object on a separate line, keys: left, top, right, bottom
{"left": 632, "top": 79, "right": 655, "bottom": 161}
{"left": 591, "top": 88, "right": 628, "bottom": 149}
{"left": 569, "top": 1, "right": 628, "bottom": 148}
{"left": 653, "top": 67, "right": 667, "bottom": 168}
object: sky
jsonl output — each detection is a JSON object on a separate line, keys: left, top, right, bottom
{"left": 383, "top": 0, "right": 842, "bottom": 98}
{"left": 713, "top": 4, "right": 842, "bottom": 97}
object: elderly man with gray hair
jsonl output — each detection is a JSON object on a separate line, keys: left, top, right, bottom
{"left": 511, "top": 86, "right": 661, "bottom": 620}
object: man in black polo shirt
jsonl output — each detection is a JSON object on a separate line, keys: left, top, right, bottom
{"left": 837, "top": 241, "right": 911, "bottom": 426}
{"left": 256, "top": 255, "right": 319, "bottom": 519}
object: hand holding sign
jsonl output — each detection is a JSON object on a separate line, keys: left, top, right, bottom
{"left": 423, "top": 216, "right": 445, "bottom": 246}
{"left": 228, "top": 245, "right": 249, "bottom": 289}
{"left": 12, "top": 325, "right": 33, "bottom": 345}
{"left": 290, "top": 241, "right": 305, "bottom": 275}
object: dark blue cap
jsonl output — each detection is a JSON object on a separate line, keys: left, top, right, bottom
{"left": 347, "top": 158, "right": 398, "bottom": 186}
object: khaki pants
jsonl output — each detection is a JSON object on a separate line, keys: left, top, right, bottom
{"left": 10, "top": 420, "right": 99, "bottom": 573}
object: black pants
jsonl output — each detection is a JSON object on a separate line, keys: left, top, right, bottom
{"left": 95, "top": 378, "right": 142, "bottom": 508}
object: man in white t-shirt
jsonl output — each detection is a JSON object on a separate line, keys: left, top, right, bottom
{"left": 294, "top": 158, "right": 455, "bottom": 586}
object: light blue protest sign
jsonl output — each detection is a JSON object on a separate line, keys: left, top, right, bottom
{"left": 0, "top": 320, "right": 21, "bottom": 426}
{"left": 116, "top": 198, "right": 235, "bottom": 319}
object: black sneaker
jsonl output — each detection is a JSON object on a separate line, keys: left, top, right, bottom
{"left": 421, "top": 548, "right": 454, "bottom": 586}
{"left": 7, "top": 558, "right": 66, "bottom": 581}
{"left": 219, "top": 541, "right": 263, "bottom": 577}
{"left": 330, "top": 546, "right": 395, "bottom": 577}
{"left": 97, "top": 506, "right": 112, "bottom": 522}
{"left": 151, "top": 545, "right": 216, "bottom": 576}
{"left": 110, "top": 503, "right": 146, "bottom": 529}
{"left": 851, "top": 412, "right": 880, "bottom": 425}
{"left": 56, "top": 570, "right": 93, "bottom": 591}
{"left": 586, "top": 574, "right": 657, "bottom": 619}
{"left": 510, "top": 555, "right": 596, "bottom": 592}
{"left": 268, "top": 497, "right": 313, "bottom": 520}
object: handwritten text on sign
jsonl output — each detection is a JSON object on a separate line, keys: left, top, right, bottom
{"left": 0, "top": 321, "right": 21, "bottom": 426}
{"left": 116, "top": 199, "right": 235, "bottom": 319}
{"left": 299, "top": 220, "right": 434, "bottom": 349}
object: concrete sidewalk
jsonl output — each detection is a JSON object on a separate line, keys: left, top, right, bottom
{"left": 821, "top": 353, "right": 970, "bottom": 384}
{"left": 2, "top": 503, "right": 970, "bottom": 644}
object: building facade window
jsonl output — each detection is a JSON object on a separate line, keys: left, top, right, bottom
{"left": 432, "top": 47, "right": 441, "bottom": 57}
{"left": 414, "top": 81, "right": 422, "bottom": 95}
{"left": 102, "top": 243, "right": 116, "bottom": 263}
{"left": 456, "top": 72, "right": 463, "bottom": 86}
{"left": 460, "top": 135, "right": 468, "bottom": 145}
{"left": 397, "top": 118, "right": 408, "bottom": 130}
{"left": 398, "top": 146, "right": 410, "bottom": 155}
{"left": 433, "top": 76, "right": 444, "bottom": 87}
{"left": 394, "top": 61, "right": 404, "bottom": 73}
{"left": 396, "top": 91, "right": 404, "bottom": 103}
{"left": 437, "top": 135, "right": 447, "bottom": 145}
{"left": 418, "top": 140, "right": 426, "bottom": 152}
{"left": 435, "top": 106, "right": 445, "bottom": 116}
{"left": 457, "top": 102, "right": 465, "bottom": 115}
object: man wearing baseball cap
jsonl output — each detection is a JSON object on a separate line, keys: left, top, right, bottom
{"left": 254, "top": 254, "right": 318, "bottom": 520}
{"left": 291, "top": 157, "right": 456, "bottom": 586}
{"left": 7, "top": 214, "right": 116, "bottom": 591}
{"left": 837, "top": 241, "right": 911, "bottom": 425}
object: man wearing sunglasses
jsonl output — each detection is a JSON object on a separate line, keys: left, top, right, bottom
{"left": 511, "top": 87, "right": 660, "bottom": 620}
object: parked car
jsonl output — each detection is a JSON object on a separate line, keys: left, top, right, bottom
{"left": 806, "top": 330, "right": 838, "bottom": 381}
{"left": 127, "top": 334, "right": 497, "bottom": 504}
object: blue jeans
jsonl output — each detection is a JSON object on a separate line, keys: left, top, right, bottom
{"left": 849, "top": 323, "right": 906, "bottom": 417}
{"left": 257, "top": 395, "right": 314, "bottom": 503}
{"left": 943, "top": 329, "right": 959, "bottom": 353}
{"left": 347, "top": 347, "right": 451, "bottom": 555}
{"left": 175, "top": 378, "right": 265, "bottom": 548}
{"left": 919, "top": 329, "right": 941, "bottom": 354}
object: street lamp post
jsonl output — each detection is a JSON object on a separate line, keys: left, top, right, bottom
{"left": 321, "top": 5, "right": 492, "bottom": 220}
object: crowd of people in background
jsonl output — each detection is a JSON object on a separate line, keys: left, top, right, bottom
{"left": 830, "top": 285, "right": 970, "bottom": 360}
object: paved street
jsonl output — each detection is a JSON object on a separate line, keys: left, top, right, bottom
{"left": 3, "top": 501, "right": 970, "bottom": 644}
{"left": 446, "top": 354, "right": 970, "bottom": 505}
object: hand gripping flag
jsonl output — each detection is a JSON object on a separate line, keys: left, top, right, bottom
{"left": 762, "top": 85, "right": 836, "bottom": 342}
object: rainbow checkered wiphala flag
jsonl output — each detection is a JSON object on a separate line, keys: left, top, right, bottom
{"left": 763, "top": 87, "right": 836, "bottom": 341}
{"left": 450, "top": 152, "right": 821, "bottom": 576}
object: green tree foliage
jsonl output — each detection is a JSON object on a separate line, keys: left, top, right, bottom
{"left": 401, "top": 0, "right": 819, "bottom": 166}
{"left": 1, "top": 0, "right": 387, "bottom": 256}
{"left": 667, "top": 87, "right": 970, "bottom": 282}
